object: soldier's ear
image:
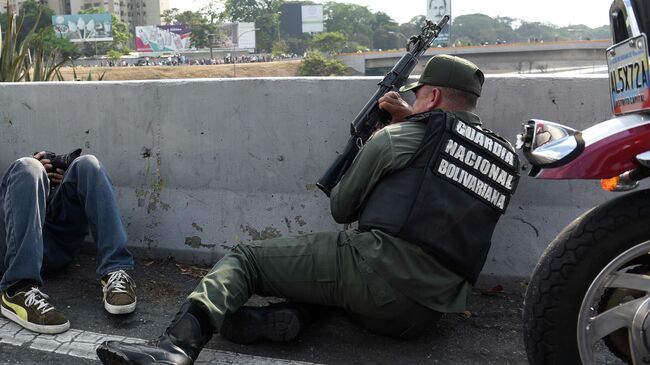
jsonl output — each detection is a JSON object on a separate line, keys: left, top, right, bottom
{"left": 427, "top": 87, "right": 443, "bottom": 110}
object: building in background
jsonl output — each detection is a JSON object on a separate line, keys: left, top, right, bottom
{"left": 68, "top": 0, "right": 122, "bottom": 16}
{"left": 43, "top": 0, "right": 71, "bottom": 14}
{"left": 1, "top": 0, "right": 30, "bottom": 13}
{"left": 127, "top": 0, "right": 169, "bottom": 29}
{"left": 2, "top": 0, "right": 170, "bottom": 32}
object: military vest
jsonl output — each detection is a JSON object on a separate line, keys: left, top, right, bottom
{"left": 358, "top": 111, "right": 520, "bottom": 282}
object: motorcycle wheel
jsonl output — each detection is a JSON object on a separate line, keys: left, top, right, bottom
{"left": 523, "top": 188, "right": 650, "bottom": 364}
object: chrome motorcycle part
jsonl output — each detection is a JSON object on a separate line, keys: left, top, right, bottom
{"left": 610, "top": 0, "right": 642, "bottom": 44}
{"left": 578, "top": 241, "right": 650, "bottom": 364}
{"left": 521, "top": 114, "right": 650, "bottom": 179}
{"left": 598, "top": 265, "right": 650, "bottom": 363}
{"left": 517, "top": 119, "right": 583, "bottom": 175}
{"left": 636, "top": 151, "right": 650, "bottom": 168}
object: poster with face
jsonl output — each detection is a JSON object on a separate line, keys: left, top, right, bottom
{"left": 427, "top": 0, "right": 450, "bottom": 43}
{"left": 428, "top": 0, "right": 447, "bottom": 21}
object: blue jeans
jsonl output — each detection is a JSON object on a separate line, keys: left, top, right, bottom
{"left": 0, "top": 155, "right": 133, "bottom": 292}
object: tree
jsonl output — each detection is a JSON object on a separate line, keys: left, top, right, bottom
{"left": 300, "top": 51, "right": 347, "bottom": 76}
{"left": 310, "top": 31, "right": 346, "bottom": 54}
{"left": 371, "top": 11, "right": 400, "bottom": 50}
{"left": 323, "top": 2, "right": 374, "bottom": 48}
{"left": 449, "top": 13, "right": 608, "bottom": 45}
{"left": 38, "top": 29, "right": 80, "bottom": 59}
{"left": 515, "top": 22, "right": 560, "bottom": 42}
{"left": 221, "top": 0, "right": 284, "bottom": 52}
{"left": 452, "top": 14, "right": 516, "bottom": 45}
{"left": 193, "top": 23, "right": 222, "bottom": 49}
{"left": 201, "top": 1, "right": 226, "bottom": 24}
{"left": 9, "top": 1, "right": 80, "bottom": 60}
{"left": 285, "top": 36, "right": 310, "bottom": 55}
{"left": 176, "top": 10, "right": 207, "bottom": 25}
{"left": 18, "top": 0, "right": 54, "bottom": 43}
{"left": 398, "top": 15, "right": 427, "bottom": 40}
{"left": 107, "top": 49, "right": 123, "bottom": 63}
{"left": 271, "top": 39, "right": 288, "bottom": 57}
{"left": 589, "top": 25, "right": 611, "bottom": 40}
{"left": 0, "top": 6, "right": 67, "bottom": 82}
{"left": 111, "top": 15, "right": 131, "bottom": 52}
{"left": 162, "top": 8, "right": 180, "bottom": 25}
{"left": 164, "top": 10, "right": 219, "bottom": 49}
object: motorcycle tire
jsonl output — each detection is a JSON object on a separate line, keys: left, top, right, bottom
{"left": 523, "top": 188, "right": 650, "bottom": 364}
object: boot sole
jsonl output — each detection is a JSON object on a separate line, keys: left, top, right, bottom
{"left": 96, "top": 345, "right": 133, "bottom": 365}
{"left": 221, "top": 307, "right": 301, "bottom": 344}
{"left": 1, "top": 305, "right": 70, "bottom": 334}
{"left": 96, "top": 343, "right": 186, "bottom": 365}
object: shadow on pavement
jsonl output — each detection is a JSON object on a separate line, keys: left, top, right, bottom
{"left": 30, "top": 253, "right": 527, "bottom": 364}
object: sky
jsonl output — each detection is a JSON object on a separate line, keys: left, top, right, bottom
{"left": 168, "top": 0, "right": 614, "bottom": 28}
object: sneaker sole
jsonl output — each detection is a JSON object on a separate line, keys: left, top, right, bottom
{"left": 105, "top": 300, "right": 137, "bottom": 315}
{"left": 221, "top": 307, "right": 301, "bottom": 344}
{"left": 0, "top": 305, "right": 70, "bottom": 334}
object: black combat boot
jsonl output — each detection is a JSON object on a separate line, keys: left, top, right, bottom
{"left": 220, "top": 302, "right": 312, "bottom": 344}
{"left": 96, "top": 302, "right": 213, "bottom": 365}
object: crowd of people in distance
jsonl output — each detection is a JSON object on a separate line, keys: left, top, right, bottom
{"left": 93, "top": 53, "right": 302, "bottom": 68}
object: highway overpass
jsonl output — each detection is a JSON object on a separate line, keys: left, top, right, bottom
{"left": 337, "top": 40, "right": 611, "bottom": 75}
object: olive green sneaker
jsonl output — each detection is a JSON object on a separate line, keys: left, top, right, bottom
{"left": 0, "top": 287, "right": 70, "bottom": 334}
{"left": 101, "top": 270, "right": 136, "bottom": 315}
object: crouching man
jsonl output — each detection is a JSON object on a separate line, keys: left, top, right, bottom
{"left": 96, "top": 55, "right": 518, "bottom": 365}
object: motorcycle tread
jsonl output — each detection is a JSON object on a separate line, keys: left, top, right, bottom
{"left": 523, "top": 189, "right": 650, "bottom": 365}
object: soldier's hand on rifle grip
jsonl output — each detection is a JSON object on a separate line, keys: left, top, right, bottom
{"left": 378, "top": 91, "right": 413, "bottom": 124}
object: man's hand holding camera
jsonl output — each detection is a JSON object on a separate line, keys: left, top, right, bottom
{"left": 34, "top": 151, "right": 66, "bottom": 186}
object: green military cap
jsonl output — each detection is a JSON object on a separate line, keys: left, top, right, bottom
{"left": 399, "top": 54, "right": 485, "bottom": 97}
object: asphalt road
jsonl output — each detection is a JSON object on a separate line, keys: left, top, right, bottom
{"left": 0, "top": 253, "right": 528, "bottom": 365}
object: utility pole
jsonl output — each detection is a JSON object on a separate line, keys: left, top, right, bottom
{"left": 233, "top": 28, "right": 259, "bottom": 77}
{"left": 208, "top": 33, "right": 215, "bottom": 60}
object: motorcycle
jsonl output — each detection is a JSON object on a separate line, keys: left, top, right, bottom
{"left": 518, "top": 1, "right": 650, "bottom": 363}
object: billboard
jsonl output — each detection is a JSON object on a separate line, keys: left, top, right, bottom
{"left": 211, "top": 22, "right": 256, "bottom": 50}
{"left": 280, "top": 3, "right": 302, "bottom": 38}
{"left": 136, "top": 25, "right": 192, "bottom": 53}
{"left": 301, "top": 5, "right": 323, "bottom": 33}
{"left": 52, "top": 14, "right": 113, "bottom": 43}
{"left": 427, "top": 0, "right": 450, "bottom": 43}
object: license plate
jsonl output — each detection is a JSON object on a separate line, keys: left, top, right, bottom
{"left": 607, "top": 34, "right": 650, "bottom": 115}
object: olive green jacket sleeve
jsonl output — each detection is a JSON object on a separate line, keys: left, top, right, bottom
{"left": 329, "top": 121, "right": 428, "bottom": 223}
{"left": 329, "top": 129, "right": 396, "bottom": 224}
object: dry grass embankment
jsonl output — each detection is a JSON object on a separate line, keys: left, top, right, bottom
{"left": 57, "top": 60, "right": 303, "bottom": 81}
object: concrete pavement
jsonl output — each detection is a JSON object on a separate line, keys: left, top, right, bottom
{"left": 0, "top": 253, "right": 528, "bottom": 365}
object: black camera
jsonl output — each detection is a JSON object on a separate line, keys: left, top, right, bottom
{"left": 40, "top": 148, "right": 82, "bottom": 171}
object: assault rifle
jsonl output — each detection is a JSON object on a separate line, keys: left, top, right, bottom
{"left": 316, "top": 15, "right": 450, "bottom": 196}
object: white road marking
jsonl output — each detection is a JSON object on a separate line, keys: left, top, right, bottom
{"left": 0, "top": 317, "right": 319, "bottom": 365}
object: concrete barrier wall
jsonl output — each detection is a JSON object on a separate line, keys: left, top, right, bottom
{"left": 0, "top": 75, "right": 619, "bottom": 278}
